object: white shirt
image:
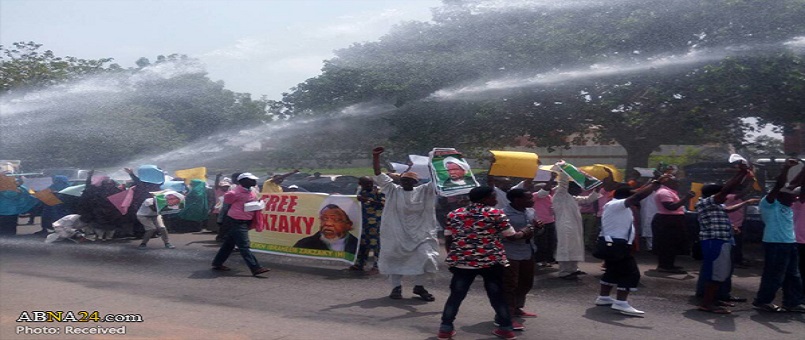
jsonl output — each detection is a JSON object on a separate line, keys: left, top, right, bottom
{"left": 600, "top": 198, "right": 635, "bottom": 244}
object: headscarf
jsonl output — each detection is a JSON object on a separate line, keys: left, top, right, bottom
{"left": 178, "top": 179, "right": 210, "bottom": 222}
{"left": 49, "top": 175, "right": 71, "bottom": 192}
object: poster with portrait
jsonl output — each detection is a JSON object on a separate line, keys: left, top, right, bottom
{"left": 150, "top": 190, "right": 185, "bottom": 215}
{"left": 250, "top": 192, "right": 362, "bottom": 264}
{"left": 429, "top": 148, "right": 480, "bottom": 197}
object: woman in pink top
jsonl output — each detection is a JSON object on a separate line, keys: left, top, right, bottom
{"left": 651, "top": 177, "right": 694, "bottom": 274}
{"left": 211, "top": 173, "right": 270, "bottom": 276}
{"left": 533, "top": 177, "right": 557, "bottom": 267}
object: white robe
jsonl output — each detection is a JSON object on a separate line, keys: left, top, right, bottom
{"left": 639, "top": 192, "right": 658, "bottom": 238}
{"left": 552, "top": 172, "right": 601, "bottom": 262}
{"left": 373, "top": 174, "right": 440, "bottom": 275}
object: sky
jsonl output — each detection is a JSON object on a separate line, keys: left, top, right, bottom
{"left": 0, "top": 0, "right": 441, "bottom": 100}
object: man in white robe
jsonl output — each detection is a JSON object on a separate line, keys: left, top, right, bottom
{"left": 548, "top": 162, "right": 601, "bottom": 279}
{"left": 372, "top": 147, "right": 441, "bottom": 301}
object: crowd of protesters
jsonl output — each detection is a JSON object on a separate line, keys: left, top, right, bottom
{"left": 2, "top": 152, "right": 804, "bottom": 340}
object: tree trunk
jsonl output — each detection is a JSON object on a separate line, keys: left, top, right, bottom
{"left": 623, "top": 143, "right": 656, "bottom": 173}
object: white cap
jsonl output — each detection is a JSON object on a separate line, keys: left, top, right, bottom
{"left": 288, "top": 185, "right": 299, "bottom": 189}
{"left": 237, "top": 172, "right": 259, "bottom": 181}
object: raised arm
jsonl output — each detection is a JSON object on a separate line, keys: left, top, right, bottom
{"left": 726, "top": 198, "right": 760, "bottom": 212}
{"left": 767, "top": 159, "right": 798, "bottom": 203}
{"left": 712, "top": 166, "right": 752, "bottom": 204}
{"left": 372, "top": 147, "right": 384, "bottom": 176}
{"left": 624, "top": 174, "right": 668, "bottom": 207}
{"left": 123, "top": 167, "right": 140, "bottom": 184}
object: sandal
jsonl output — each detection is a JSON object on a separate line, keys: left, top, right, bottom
{"left": 251, "top": 267, "right": 271, "bottom": 276}
{"left": 716, "top": 301, "right": 736, "bottom": 307}
{"left": 752, "top": 303, "right": 783, "bottom": 312}
{"left": 413, "top": 285, "right": 435, "bottom": 301}
{"left": 211, "top": 265, "right": 231, "bottom": 271}
{"left": 348, "top": 265, "right": 364, "bottom": 271}
{"left": 698, "top": 305, "right": 732, "bottom": 314}
{"left": 389, "top": 286, "right": 403, "bottom": 299}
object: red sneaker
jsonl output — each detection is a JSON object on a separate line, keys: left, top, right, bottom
{"left": 493, "top": 320, "right": 525, "bottom": 331}
{"left": 514, "top": 308, "right": 538, "bottom": 318}
{"left": 437, "top": 330, "right": 456, "bottom": 340}
{"left": 492, "top": 328, "right": 517, "bottom": 340}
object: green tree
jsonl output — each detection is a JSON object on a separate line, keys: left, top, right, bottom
{"left": 276, "top": 0, "right": 805, "bottom": 168}
{"left": 0, "top": 41, "right": 119, "bottom": 94}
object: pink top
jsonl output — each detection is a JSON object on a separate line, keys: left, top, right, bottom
{"left": 578, "top": 189, "right": 596, "bottom": 214}
{"left": 532, "top": 192, "right": 555, "bottom": 224}
{"left": 655, "top": 186, "right": 684, "bottom": 215}
{"left": 224, "top": 186, "right": 257, "bottom": 220}
{"left": 724, "top": 194, "right": 745, "bottom": 228}
{"left": 597, "top": 189, "right": 613, "bottom": 217}
{"left": 793, "top": 201, "right": 805, "bottom": 244}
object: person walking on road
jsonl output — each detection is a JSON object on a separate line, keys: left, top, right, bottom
{"left": 438, "top": 186, "right": 524, "bottom": 340}
{"left": 211, "top": 172, "right": 270, "bottom": 277}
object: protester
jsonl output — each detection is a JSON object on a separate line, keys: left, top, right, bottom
{"left": 37, "top": 175, "right": 72, "bottom": 236}
{"left": 501, "top": 189, "right": 538, "bottom": 319}
{"left": 438, "top": 186, "right": 522, "bottom": 340}
{"left": 124, "top": 166, "right": 165, "bottom": 238}
{"left": 0, "top": 175, "right": 39, "bottom": 236}
{"left": 261, "top": 169, "right": 299, "bottom": 193}
{"left": 176, "top": 179, "right": 209, "bottom": 232}
{"left": 350, "top": 176, "right": 385, "bottom": 273}
{"left": 752, "top": 159, "right": 805, "bottom": 313}
{"left": 215, "top": 172, "right": 241, "bottom": 242}
{"left": 78, "top": 171, "right": 123, "bottom": 241}
{"left": 638, "top": 189, "right": 659, "bottom": 252}
{"left": 695, "top": 166, "right": 752, "bottom": 314}
{"left": 208, "top": 174, "right": 231, "bottom": 234}
{"left": 724, "top": 186, "right": 752, "bottom": 267}
{"left": 551, "top": 161, "right": 601, "bottom": 279}
{"left": 211, "top": 172, "right": 270, "bottom": 276}
{"left": 136, "top": 197, "right": 175, "bottom": 250}
{"left": 652, "top": 176, "right": 694, "bottom": 273}
{"left": 533, "top": 178, "right": 557, "bottom": 268}
{"left": 372, "top": 146, "right": 439, "bottom": 301}
{"left": 595, "top": 179, "right": 664, "bottom": 317}
{"left": 44, "top": 214, "right": 89, "bottom": 244}
{"left": 794, "top": 180, "right": 805, "bottom": 285}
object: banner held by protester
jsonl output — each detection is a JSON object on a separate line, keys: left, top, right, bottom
{"left": 251, "top": 192, "right": 362, "bottom": 264}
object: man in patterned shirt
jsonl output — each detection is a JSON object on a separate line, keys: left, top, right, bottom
{"left": 695, "top": 166, "right": 752, "bottom": 314}
{"left": 438, "top": 187, "right": 530, "bottom": 340}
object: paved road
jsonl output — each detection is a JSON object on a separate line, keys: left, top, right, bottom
{"left": 1, "top": 222, "right": 803, "bottom": 340}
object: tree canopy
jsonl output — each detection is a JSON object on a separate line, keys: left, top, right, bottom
{"left": 0, "top": 43, "right": 274, "bottom": 170}
{"left": 276, "top": 0, "right": 805, "bottom": 169}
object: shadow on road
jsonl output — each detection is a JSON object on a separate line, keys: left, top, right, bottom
{"left": 681, "top": 308, "right": 738, "bottom": 332}
{"left": 321, "top": 296, "right": 440, "bottom": 322}
{"left": 749, "top": 311, "right": 805, "bottom": 334}
{"left": 582, "top": 306, "right": 654, "bottom": 330}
